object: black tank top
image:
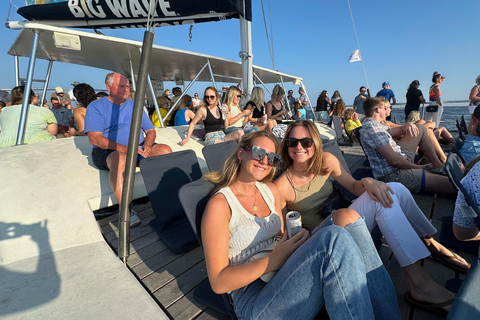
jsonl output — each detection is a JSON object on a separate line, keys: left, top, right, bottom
{"left": 204, "top": 106, "right": 224, "bottom": 134}
{"left": 269, "top": 100, "right": 282, "bottom": 116}
{"left": 247, "top": 101, "right": 265, "bottom": 118}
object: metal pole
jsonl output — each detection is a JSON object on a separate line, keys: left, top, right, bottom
{"left": 40, "top": 60, "right": 53, "bottom": 106}
{"left": 253, "top": 72, "right": 272, "bottom": 95}
{"left": 239, "top": 15, "right": 253, "bottom": 99}
{"left": 16, "top": 31, "right": 39, "bottom": 146}
{"left": 14, "top": 56, "right": 19, "bottom": 87}
{"left": 147, "top": 75, "right": 164, "bottom": 128}
{"left": 300, "top": 81, "right": 317, "bottom": 121}
{"left": 129, "top": 59, "right": 137, "bottom": 92}
{"left": 118, "top": 31, "right": 154, "bottom": 261}
{"left": 347, "top": 0, "right": 370, "bottom": 94}
{"left": 163, "top": 61, "right": 210, "bottom": 120}
{"left": 206, "top": 59, "right": 217, "bottom": 88}
{"left": 279, "top": 76, "right": 292, "bottom": 116}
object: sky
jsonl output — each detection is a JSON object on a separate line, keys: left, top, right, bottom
{"left": 0, "top": 0, "right": 479, "bottom": 105}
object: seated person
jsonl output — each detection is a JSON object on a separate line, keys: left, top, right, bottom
{"left": 51, "top": 96, "right": 75, "bottom": 137}
{"left": 359, "top": 97, "right": 456, "bottom": 195}
{"left": 459, "top": 105, "right": 480, "bottom": 163}
{"left": 173, "top": 95, "right": 195, "bottom": 126}
{"left": 344, "top": 109, "right": 361, "bottom": 141}
{"left": 151, "top": 96, "right": 171, "bottom": 127}
{"left": 73, "top": 83, "right": 97, "bottom": 136}
{"left": 202, "top": 130, "right": 401, "bottom": 319}
{"left": 291, "top": 101, "right": 305, "bottom": 120}
{"left": 244, "top": 86, "right": 277, "bottom": 131}
{"left": 51, "top": 87, "right": 72, "bottom": 110}
{"left": 181, "top": 86, "right": 243, "bottom": 146}
{"left": 223, "top": 86, "right": 257, "bottom": 135}
{"left": 275, "top": 120, "right": 467, "bottom": 317}
{"left": 406, "top": 111, "right": 455, "bottom": 145}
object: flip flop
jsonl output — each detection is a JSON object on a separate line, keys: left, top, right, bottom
{"left": 404, "top": 292, "right": 454, "bottom": 317}
{"left": 430, "top": 251, "right": 471, "bottom": 274}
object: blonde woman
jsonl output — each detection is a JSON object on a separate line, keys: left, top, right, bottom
{"left": 265, "top": 85, "right": 289, "bottom": 122}
{"left": 244, "top": 87, "right": 277, "bottom": 131}
{"left": 223, "top": 86, "right": 254, "bottom": 134}
{"left": 344, "top": 109, "right": 361, "bottom": 140}
{"left": 406, "top": 111, "right": 455, "bottom": 145}
{"left": 181, "top": 86, "right": 243, "bottom": 146}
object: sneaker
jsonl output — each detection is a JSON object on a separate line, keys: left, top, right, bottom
{"left": 130, "top": 210, "right": 141, "bottom": 227}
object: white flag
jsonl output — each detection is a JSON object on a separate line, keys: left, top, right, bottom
{"left": 348, "top": 49, "right": 362, "bottom": 63}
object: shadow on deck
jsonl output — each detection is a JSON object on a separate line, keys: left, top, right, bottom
{"left": 98, "top": 145, "right": 477, "bottom": 320}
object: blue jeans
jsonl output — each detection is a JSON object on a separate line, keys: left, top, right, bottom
{"left": 230, "top": 224, "right": 398, "bottom": 319}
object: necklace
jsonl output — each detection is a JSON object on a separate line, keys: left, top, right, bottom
{"left": 287, "top": 169, "right": 314, "bottom": 192}
{"left": 232, "top": 183, "right": 258, "bottom": 211}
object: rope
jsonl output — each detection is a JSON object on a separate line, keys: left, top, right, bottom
{"left": 189, "top": 24, "right": 193, "bottom": 42}
{"left": 260, "top": 0, "right": 276, "bottom": 70}
{"left": 268, "top": 0, "right": 275, "bottom": 70}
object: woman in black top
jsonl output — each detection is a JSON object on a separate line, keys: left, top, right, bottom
{"left": 404, "top": 80, "right": 426, "bottom": 119}
{"left": 315, "top": 90, "right": 330, "bottom": 112}
{"left": 245, "top": 87, "right": 277, "bottom": 132}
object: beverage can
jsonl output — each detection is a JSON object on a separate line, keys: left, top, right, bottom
{"left": 286, "top": 211, "right": 302, "bottom": 239}
{"left": 221, "top": 106, "right": 228, "bottom": 120}
{"left": 138, "top": 146, "right": 144, "bottom": 160}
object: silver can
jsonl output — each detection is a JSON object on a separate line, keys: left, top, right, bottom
{"left": 286, "top": 211, "right": 302, "bottom": 239}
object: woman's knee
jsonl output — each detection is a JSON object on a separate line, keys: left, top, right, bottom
{"left": 332, "top": 208, "right": 361, "bottom": 227}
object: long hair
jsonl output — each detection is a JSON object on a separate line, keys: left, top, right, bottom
{"left": 318, "top": 90, "right": 327, "bottom": 100}
{"left": 271, "top": 84, "right": 285, "bottom": 103}
{"left": 280, "top": 120, "right": 326, "bottom": 176}
{"left": 332, "top": 90, "right": 341, "bottom": 99}
{"left": 11, "top": 86, "right": 36, "bottom": 105}
{"left": 204, "top": 131, "right": 280, "bottom": 194}
{"left": 225, "top": 86, "right": 241, "bottom": 111}
{"left": 407, "top": 80, "right": 420, "bottom": 92}
{"left": 200, "top": 86, "right": 220, "bottom": 109}
{"left": 332, "top": 99, "right": 346, "bottom": 117}
{"left": 250, "top": 87, "right": 265, "bottom": 109}
{"left": 73, "top": 83, "right": 96, "bottom": 108}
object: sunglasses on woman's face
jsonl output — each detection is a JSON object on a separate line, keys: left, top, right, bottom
{"left": 205, "top": 95, "right": 216, "bottom": 100}
{"left": 244, "top": 145, "right": 281, "bottom": 166}
{"left": 285, "top": 137, "right": 314, "bottom": 148}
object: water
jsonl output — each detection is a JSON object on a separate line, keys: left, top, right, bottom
{"left": 390, "top": 104, "right": 471, "bottom": 135}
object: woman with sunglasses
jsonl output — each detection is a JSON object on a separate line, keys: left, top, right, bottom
{"left": 181, "top": 86, "right": 243, "bottom": 146}
{"left": 223, "top": 86, "right": 257, "bottom": 135}
{"left": 266, "top": 84, "right": 289, "bottom": 123}
{"left": 202, "top": 130, "right": 400, "bottom": 319}
{"left": 275, "top": 120, "right": 468, "bottom": 316}
{"left": 244, "top": 86, "right": 277, "bottom": 132}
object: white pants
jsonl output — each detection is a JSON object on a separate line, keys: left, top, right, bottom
{"left": 320, "top": 182, "right": 435, "bottom": 267}
{"left": 425, "top": 104, "right": 444, "bottom": 127}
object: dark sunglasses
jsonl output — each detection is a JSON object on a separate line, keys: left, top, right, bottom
{"left": 285, "top": 137, "right": 314, "bottom": 148}
{"left": 244, "top": 145, "right": 281, "bottom": 166}
{"left": 236, "top": 95, "right": 242, "bottom": 98}
{"left": 205, "top": 95, "right": 216, "bottom": 100}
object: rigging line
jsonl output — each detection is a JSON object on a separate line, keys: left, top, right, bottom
{"left": 268, "top": 0, "right": 275, "bottom": 70}
{"left": 146, "top": 0, "right": 160, "bottom": 31}
{"left": 346, "top": 0, "right": 370, "bottom": 92}
{"left": 260, "top": 0, "right": 275, "bottom": 70}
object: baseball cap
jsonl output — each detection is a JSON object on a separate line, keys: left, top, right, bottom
{"left": 55, "top": 87, "right": 64, "bottom": 93}
{"left": 473, "top": 105, "right": 480, "bottom": 119}
{"left": 382, "top": 81, "right": 389, "bottom": 87}
{"left": 71, "top": 81, "right": 80, "bottom": 86}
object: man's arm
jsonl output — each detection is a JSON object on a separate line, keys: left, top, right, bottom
{"left": 392, "top": 96, "right": 396, "bottom": 105}
{"left": 142, "top": 128, "right": 156, "bottom": 157}
{"left": 87, "top": 132, "right": 127, "bottom": 153}
{"left": 389, "top": 122, "right": 418, "bottom": 138}
{"left": 376, "top": 144, "right": 421, "bottom": 169}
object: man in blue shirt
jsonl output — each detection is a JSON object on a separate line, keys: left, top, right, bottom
{"left": 376, "top": 82, "right": 396, "bottom": 121}
{"left": 85, "top": 72, "right": 172, "bottom": 226}
{"left": 460, "top": 105, "right": 480, "bottom": 163}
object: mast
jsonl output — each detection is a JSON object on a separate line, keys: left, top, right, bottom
{"left": 239, "top": 4, "right": 253, "bottom": 99}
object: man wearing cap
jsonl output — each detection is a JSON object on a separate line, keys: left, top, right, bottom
{"left": 51, "top": 87, "right": 72, "bottom": 110}
{"left": 85, "top": 72, "right": 172, "bottom": 227}
{"left": 376, "top": 82, "right": 396, "bottom": 121}
{"left": 459, "top": 105, "right": 480, "bottom": 164}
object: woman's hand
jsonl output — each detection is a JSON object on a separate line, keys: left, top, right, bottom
{"left": 268, "top": 229, "right": 309, "bottom": 272}
{"left": 181, "top": 137, "right": 189, "bottom": 146}
{"left": 361, "top": 178, "right": 394, "bottom": 208}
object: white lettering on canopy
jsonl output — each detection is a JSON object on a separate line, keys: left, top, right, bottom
{"left": 104, "top": 0, "right": 130, "bottom": 18}
{"left": 68, "top": 0, "right": 85, "bottom": 18}
{"left": 157, "top": 0, "right": 176, "bottom": 17}
{"left": 88, "top": 0, "right": 107, "bottom": 18}
{"left": 129, "top": 0, "right": 147, "bottom": 18}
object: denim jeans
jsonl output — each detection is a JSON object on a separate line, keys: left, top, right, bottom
{"left": 230, "top": 225, "right": 396, "bottom": 320}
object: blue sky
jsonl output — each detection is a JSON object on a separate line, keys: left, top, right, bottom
{"left": 0, "top": 0, "right": 479, "bottom": 105}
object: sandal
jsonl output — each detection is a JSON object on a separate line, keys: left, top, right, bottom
{"left": 404, "top": 291, "right": 454, "bottom": 317}
{"left": 430, "top": 251, "right": 471, "bottom": 274}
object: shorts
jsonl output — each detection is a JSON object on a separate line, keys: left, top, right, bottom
{"left": 92, "top": 146, "right": 147, "bottom": 170}
{"left": 378, "top": 142, "right": 424, "bottom": 192}
{"left": 204, "top": 131, "right": 225, "bottom": 146}
{"left": 58, "top": 125, "right": 70, "bottom": 132}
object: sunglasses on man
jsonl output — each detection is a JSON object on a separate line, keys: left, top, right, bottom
{"left": 244, "top": 145, "right": 281, "bottom": 166}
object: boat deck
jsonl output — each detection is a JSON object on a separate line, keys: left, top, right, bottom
{"left": 97, "top": 145, "right": 477, "bottom": 320}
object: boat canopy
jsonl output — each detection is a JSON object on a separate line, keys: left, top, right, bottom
{"left": 17, "top": 0, "right": 252, "bottom": 29}
{"left": 7, "top": 22, "right": 302, "bottom": 86}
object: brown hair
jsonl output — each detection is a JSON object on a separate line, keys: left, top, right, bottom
{"left": 280, "top": 120, "right": 326, "bottom": 176}
{"left": 204, "top": 131, "right": 280, "bottom": 193}
{"left": 344, "top": 109, "right": 355, "bottom": 121}
{"left": 332, "top": 99, "right": 346, "bottom": 117}
{"left": 11, "top": 86, "right": 36, "bottom": 105}
{"left": 201, "top": 86, "right": 220, "bottom": 108}
{"left": 363, "top": 97, "right": 383, "bottom": 117}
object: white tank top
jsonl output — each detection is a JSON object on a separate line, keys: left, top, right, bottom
{"left": 217, "top": 182, "right": 282, "bottom": 267}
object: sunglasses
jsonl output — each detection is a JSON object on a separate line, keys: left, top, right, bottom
{"left": 244, "top": 145, "right": 281, "bottom": 166}
{"left": 205, "top": 95, "right": 216, "bottom": 100}
{"left": 236, "top": 95, "right": 242, "bottom": 98}
{"left": 285, "top": 137, "right": 314, "bottom": 148}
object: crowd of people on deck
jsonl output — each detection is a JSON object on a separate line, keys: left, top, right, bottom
{"left": 2, "top": 70, "right": 480, "bottom": 318}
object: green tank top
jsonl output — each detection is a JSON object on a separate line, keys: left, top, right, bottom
{"left": 286, "top": 171, "right": 334, "bottom": 231}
